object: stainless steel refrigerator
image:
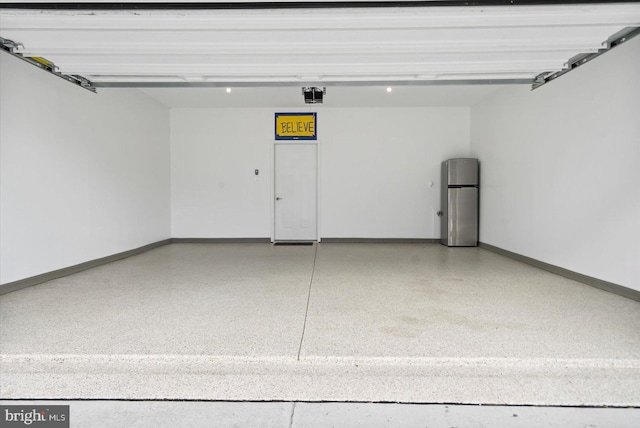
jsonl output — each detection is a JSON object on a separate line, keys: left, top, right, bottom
{"left": 439, "top": 158, "right": 479, "bottom": 247}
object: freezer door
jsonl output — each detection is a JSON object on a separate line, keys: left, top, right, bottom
{"left": 447, "top": 158, "right": 478, "bottom": 186}
{"left": 447, "top": 187, "right": 478, "bottom": 246}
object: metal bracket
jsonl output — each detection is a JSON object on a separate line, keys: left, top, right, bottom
{"left": 0, "top": 37, "right": 96, "bottom": 93}
{"left": 532, "top": 26, "right": 640, "bottom": 91}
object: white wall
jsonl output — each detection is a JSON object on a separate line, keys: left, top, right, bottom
{"left": 171, "top": 107, "right": 469, "bottom": 239}
{"left": 170, "top": 109, "right": 272, "bottom": 238}
{"left": 470, "top": 36, "right": 640, "bottom": 291}
{"left": 320, "top": 108, "right": 468, "bottom": 238}
{"left": 0, "top": 53, "right": 171, "bottom": 284}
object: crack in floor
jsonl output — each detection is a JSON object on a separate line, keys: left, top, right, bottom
{"left": 297, "top": 243, "right": 318, "bottom": 361}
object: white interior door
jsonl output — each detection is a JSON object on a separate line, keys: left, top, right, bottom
{"left": 274, "top": 144, "right": 317, "bottom": 241}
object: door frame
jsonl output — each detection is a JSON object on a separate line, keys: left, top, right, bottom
{"left": 271, "top": 142, "right": 321, "bottom": 243}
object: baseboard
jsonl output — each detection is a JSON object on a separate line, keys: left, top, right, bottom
{"left": 320, "top": 238, "right": 440, "bottom": 244}
{"left": 172, "top": 238, "right": 272, "bottom": 243}
{"left": 479, "top": 242, "right": 640, "bottom": 303}
{"left": 0, "top": 239, "right": 172, "bottom": 296}
{"left": 8, "top": 239, "right": 633, "bottom": 302}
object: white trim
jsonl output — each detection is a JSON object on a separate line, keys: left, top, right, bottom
{"left": 270, "top": 142, "right": 275, "bottom": 243}
{"left": 316, "top": 140, "right": 322, "bottom": 243}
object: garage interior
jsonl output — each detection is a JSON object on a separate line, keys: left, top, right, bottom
{"left": 1, "top": 0, "right": 640, "bottom": 423}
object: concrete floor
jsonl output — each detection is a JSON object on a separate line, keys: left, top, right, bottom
{"left": 1, "top": 243, "right": 639, "bottom": 406}
{"left": 2, "top": 400, "right": 639, "bottom": 428}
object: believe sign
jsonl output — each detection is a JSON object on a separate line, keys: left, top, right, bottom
{"left": 275, "top": 113, "right": 317, "bottom": 140}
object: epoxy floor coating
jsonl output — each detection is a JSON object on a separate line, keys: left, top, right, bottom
{"left": 1, "top": 243, "right": 639, "bottom": 406}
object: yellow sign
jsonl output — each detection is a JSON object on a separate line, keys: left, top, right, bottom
{"left": 275, "top": 113, "right": 317, "bottom": 140}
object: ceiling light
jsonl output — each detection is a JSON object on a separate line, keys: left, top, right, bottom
{"left": 226, "top": 88, "right": 231, "bottom": 93}
{"left": 386, "top": 87, "right": 393, "bottom": 93}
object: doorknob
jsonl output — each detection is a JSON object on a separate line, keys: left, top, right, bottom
{"left": 276, "top": 197, "right": 283, "bottom": 201}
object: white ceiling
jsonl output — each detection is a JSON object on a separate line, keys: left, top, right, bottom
{"left": 1, "top": 3, "right": 640, "bottom": 87}
{"left": 138, "top": 85, "right": 510, "bottom": 108}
